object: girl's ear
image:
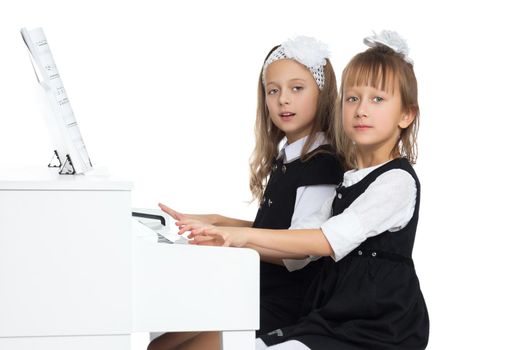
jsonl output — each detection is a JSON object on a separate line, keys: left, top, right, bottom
{"left": 399, "top": 106, "right": 416, "bottom": 129}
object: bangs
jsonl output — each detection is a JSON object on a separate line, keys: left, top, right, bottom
{"left": 344, "top": 52, "right": 399, "bottom": 93}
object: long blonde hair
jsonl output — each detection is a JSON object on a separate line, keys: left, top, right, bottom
{"left": 335, "top": 45, "right": 420, "bottom": 169}
{"left": 249, "top": 46, "right": 339, "bottom": 204}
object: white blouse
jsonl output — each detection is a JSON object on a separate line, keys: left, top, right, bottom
{"left": 279, "top": 132, "right": 338, "bottom": 231}
{"left": 283, "top": 160, "right": 417, "bottom": 271}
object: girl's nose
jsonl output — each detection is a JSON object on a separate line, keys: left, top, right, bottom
{"left": 356, "top": 103, "right": 368, "bottom": 118}
{"left": 278, "top": 90, "right": 290, "bottom": 105}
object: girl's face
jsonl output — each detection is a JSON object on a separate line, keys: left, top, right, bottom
{"left": 264, "top": 59, "right": 319, "bottom": 143}
{"left": 342, "top": 84, "right": 414, "bottom": 160}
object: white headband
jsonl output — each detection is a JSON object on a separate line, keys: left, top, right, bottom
{"left": 363, "top": 30, "right": 413, "bottom": 65}
{"left": 262, "top": 36, "right": 330, "bottom": 90}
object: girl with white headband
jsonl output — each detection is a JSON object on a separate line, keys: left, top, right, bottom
{"left": 149, "top": 36, "right": 344, "bottom": 350}
{"left": 182, "top": 30, "right": 429, "bottom": 350}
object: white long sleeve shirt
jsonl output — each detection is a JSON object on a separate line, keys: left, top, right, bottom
{"left": 279, "top": 132, "right": 338, "bottom": 230}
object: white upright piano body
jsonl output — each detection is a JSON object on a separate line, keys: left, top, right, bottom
{"left": 0, "top": 168, "right": 259, "bottom": 349}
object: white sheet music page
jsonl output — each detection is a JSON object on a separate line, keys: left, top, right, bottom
{"left": 21, "top": 27, "right": 93, "bottom": 174}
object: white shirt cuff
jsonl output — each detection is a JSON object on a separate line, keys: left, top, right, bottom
{"left": 282, "top": 255, "right": 322, "bottom": 272}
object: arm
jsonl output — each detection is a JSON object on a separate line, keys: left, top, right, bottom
{"left": 159, "top": 203, "right": 308, "bottom": 261}
{"left": 236, "top": 186, "right": 336, "bottom": 265}
{"left": 250, "top": 186, "right": 336, "bottom": 265}
{"left": 159, "top": 203, "right": 252, "bottom": 227}
{"left": 245, "top": 228, "right": 334, "bottom": 257}
{"left": 186, "top": 225, "right": 334, "bottom": 257}
{"left": 212, "top": 215, "right": 253, "bottom": 227}
{"left": 178, "top": 187, "right": 336, "bottom": 259}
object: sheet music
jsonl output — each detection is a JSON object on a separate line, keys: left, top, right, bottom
{"left": 21, "top": 27, "right": 92, "bottom": 174}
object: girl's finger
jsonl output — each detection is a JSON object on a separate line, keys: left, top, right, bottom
{"left": 193, "top": 235, "right": 210, "bottom": 242}
{"left": 192, "top": 235, "right": 216, "bottom": 244}
{"left": 158, "top": 203, "right": 183, "bottom": 220}
{"left": 187, "top": 227, "right": 206, "bottom": 238}
{"left": 178, "top": 224, "right": 193, "bottom": 235}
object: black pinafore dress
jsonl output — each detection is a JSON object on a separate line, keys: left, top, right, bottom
{"left": 260, "top": 158, "right": 430, "bottom": 349}
{"left": 253, "top": 145, "right": 344, "bottom": 336}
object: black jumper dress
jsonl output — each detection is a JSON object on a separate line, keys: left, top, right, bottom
{"left": 253, "top": 145, "right": 344, "bottom": 336}
{"left": 260, "top": 158, "right": 430, "bottom": 349}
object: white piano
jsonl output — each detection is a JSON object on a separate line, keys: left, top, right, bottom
{"left": 0, "top": 168, "right": 259, "bottom": 350}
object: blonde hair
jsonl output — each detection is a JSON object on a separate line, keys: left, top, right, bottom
{"left": 335, "top": 45, "right": 419, "bottom": 169}
{"left": 249, "top": 45, "right": 339, "bottom": 203}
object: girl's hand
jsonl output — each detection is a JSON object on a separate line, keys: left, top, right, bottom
{"left": 158, "top": 203, "right": 185, "bottom": 221}
{"left": 158, "top": 203, "right": 211, "bottom": 234}
{"left": 179, "top": 223, "right": 248, "bottom": 248}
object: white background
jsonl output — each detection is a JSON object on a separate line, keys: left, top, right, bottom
{"left": 1, "top": 0, "right": 524, "bottom": 349}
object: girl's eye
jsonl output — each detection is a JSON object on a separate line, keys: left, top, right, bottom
{"left": 292, "top": 86, "right": 304, "bottom": 92}
{"left": 372, "top": 96, "right": 384, "bottom": 103}
{"left": 267, "top": 88, "right": 278, "bottom": 95}
{"left": 346, "top": 96, "right": 358, "bottom": 103}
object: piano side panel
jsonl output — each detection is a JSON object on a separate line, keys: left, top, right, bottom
{"left": 0, "top": 189, "right": 132, "bottom": 337}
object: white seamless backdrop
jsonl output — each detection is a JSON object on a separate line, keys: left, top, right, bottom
{"left": 1, "top": 1, "right": 524, "bottom": 349}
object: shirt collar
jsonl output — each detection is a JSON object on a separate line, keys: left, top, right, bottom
{"left": 342, "top": 159, "right": 391, "bottom": 187}
{"left": 278, "top": 132, "right": 328, "bottom": 163}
